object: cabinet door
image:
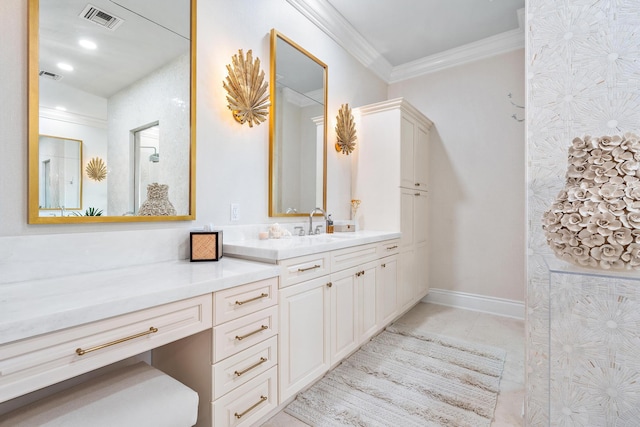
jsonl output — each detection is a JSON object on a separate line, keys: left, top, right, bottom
{"left": 329, "top": 268, "right": 358, "bottom": 366}
{"left": 414, "top": 190, "right": 428, "bottom": 247}
{"left": 378, "top": 255, "right": 398, "bottom": 326}
{"left": 415, "top": 243, "right": 429, "bottom": 301}
{"left": 400, "top": 116, "right": 416, "bottom": 189}
{"left": 279, "top": 276, "right": 330, "bottom": 402}
{"left": 414, "top": 124, "right": 429, "bottom": 189}
{"left": 400, "top": 188, "right": 415, "bottom": 250}
{"left": 358, "top": 261, "right": 378, "bottom": 343}
{"left": 398, "top": 249, "right": 415, "bottom": 312}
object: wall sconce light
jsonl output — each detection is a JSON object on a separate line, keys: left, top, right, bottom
{"left": 223, "top": 49, "right": 270, "bottom": 127}
{"left": 335, "top": 103, "right": 357, "bottom": 155}
{"left": 86, "top": 157, "right": 107, "bottom": 181}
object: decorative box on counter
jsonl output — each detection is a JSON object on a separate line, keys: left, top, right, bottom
{"left": 190, "top": 231, "right": 223, "bottom": 261}
{"left": 333, "top": 220, "right": 356, "bottom": 232}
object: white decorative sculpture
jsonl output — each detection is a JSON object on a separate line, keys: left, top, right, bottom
{"left": 543, "top": 133, "right": 640, "bottom": 270}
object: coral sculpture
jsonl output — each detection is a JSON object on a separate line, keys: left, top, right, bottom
{"left": 138, "top": 183, "right": 176, "bottom": 216}
{"left": 543, "top": 133, "right": 640, "bottom": 270}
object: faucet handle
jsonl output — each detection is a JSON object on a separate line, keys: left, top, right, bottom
{"left": 314, "top": 225, "right": 324, "bottom": 235}
{"left": 294, "top": 226, "right": 305, "bottom": 236}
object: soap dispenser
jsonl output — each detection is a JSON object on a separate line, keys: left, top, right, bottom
{"left": 326, "top": 214, "right": 334, "bottom": 234}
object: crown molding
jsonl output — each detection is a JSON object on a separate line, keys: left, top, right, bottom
{"left": 40, "top": 107, "right": 107, "bottom": 129}
{"left": 287, "top": 0, "right": 524, "bottom": 83}
{"left": 285, "top": 0, "right": 393, "bottom": 82}
{"left": 389, "top": 27, "right": 524, "bottom": 83}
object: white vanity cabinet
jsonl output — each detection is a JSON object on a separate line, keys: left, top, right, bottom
{"left": 153, "top": 277, "right": 279, "bottom": 427}
{"left": 278, "top": 240, "right": 397, "bottom": 403}
{"left": 355, "top": 98, "right": 433, "bottom": 310}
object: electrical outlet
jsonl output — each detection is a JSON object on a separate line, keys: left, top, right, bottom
{"left": 230, "top": 203, "right": 240, "bottom": 221}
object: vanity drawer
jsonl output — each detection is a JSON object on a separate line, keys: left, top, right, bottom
{"left": 212, "top": 306, "right": 278, "bottom": 363}
{"left": 331, "top": 243, "right": 378, "bottom": 272}
{"left": 279, "top": 252, "right": 330, "bottom": 288}
{"left": 0, "top": 294, "right": 213, "bottom": 402}
{"left": 378, "top": 239, "right": 400, "bottom": 257}
{"left": 212, "top": 335, "right": 277, "bottom": 400}
{"left": 211, "top": 366, "right": 278, "bottom": 427}
{"left": 213, "top": 277, "right": 278, "bottom": 325}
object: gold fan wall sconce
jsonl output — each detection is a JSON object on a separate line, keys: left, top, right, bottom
{"left": 86, "top": 157, "right": 107, "bottom": 182}
{"left": 223, "top": 49, "right": 270, "bottom": 127}
{"left": 335, "top": 103, "right": 357, "bottom": 155}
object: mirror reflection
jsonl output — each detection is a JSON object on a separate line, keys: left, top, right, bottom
{"left": 269, "top": 29, "right": 327, "bottom": 217}
{"left": 29, "top": 0, "right": 195, "bottom": 222}
{"left": 38, "top": 135, "right": 82, "bottom": 211}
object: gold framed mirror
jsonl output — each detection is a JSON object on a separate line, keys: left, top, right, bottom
{"left": 269, "top": 29, "right": 327, "bottom": 217}
{"left": 28, "top": 0, "right": 196, "bottom": 223}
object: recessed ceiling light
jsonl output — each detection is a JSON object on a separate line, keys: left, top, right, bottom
{"left": 79, "top": 39, "right": 97, "bottom": 50}
{"left": 57, "top": 62, "right": 74, "bottom": 71}
{"left": 55, "top": 106, "right": 67, "bottom": 111}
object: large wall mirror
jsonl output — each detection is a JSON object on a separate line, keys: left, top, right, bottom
{"left": 269, "top": 29, "right": 327, "bottom": 217}
{"left": 28, "top": 0, "right": 196, "bottom": 223}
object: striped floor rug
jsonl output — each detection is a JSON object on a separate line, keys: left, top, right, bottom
{"left": 285, "top": 324, "right": 506, "bottom": 427}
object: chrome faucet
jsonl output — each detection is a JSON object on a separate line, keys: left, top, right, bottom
{"left": 309, "top": 207, "right": 327, "bottom": 235}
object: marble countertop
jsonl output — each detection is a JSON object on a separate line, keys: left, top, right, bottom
{"left": 224, "top": 230, "right": 401, "bottom": 262}
{"left": 0, "top": 257, "right": 280, "bottom": 345}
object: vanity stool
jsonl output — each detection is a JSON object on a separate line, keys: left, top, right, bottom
{"left": 0, "top": 362, "right": 199, "bottom": 427}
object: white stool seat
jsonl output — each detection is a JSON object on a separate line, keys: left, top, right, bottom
{"left": 0, "top": 362, "right": 198, "bottom": 427}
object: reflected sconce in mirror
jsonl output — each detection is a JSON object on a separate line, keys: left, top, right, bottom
{"left": 86, "top": 157, "right": 107, "bottom": 182}
{"left": 223, "top": 49, "right": 270, "bottom": 127}
{"left": 335, "top": 103, "right": 357, "bottom": 155}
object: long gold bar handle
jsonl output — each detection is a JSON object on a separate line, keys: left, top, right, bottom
{"left": 234, "top": 357, "right": 267, "bottom": 376}
{"left": 234, "top": 396, "right": 267, "bottom": 419}
{"left": 235, "top": 325, "right": 268, "bottom": 341}
{"left": 386, "top": 245, "right": 398, "bottom": 250}
{"left": 235, "top": 293, "right": 268, "bottom": 305}
{"left": 76, "top": 327, "right": 158, "bottom": 356}
{"left": 298, "top": 264, "right": 321, "bottom": 272}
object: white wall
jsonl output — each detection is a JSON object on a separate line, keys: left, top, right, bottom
{"left": 0, "top": 0, "right": 388, "bottom": 283}
{"left": 389, "top": 49, "right": 526, "bottom": 302}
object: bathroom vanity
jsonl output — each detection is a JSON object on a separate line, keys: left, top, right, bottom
{"left": 0, "top": 230, "right": 430, "bottom": 427}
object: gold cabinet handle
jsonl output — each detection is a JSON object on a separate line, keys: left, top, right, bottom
{"left": 381, "top": 263, "right": 386, "bottom": 268}
{"left": 327, "top": 282, "right": 332, "bottom": 287}
{"left": 234, "top": 357, "right": 267, "bottom": 376}
{"left": 355, "top": 272, "right": 360, "bottom": 277}
{"left": 235, "top": 325, "right": 268, "bottom": 341}
{"left": 235, "top": 293, "right": 268, "bottom": 305}
{"left": 415, "top": 193, "right": 421, "bottom": 196}
{"left": 298, "top": 264, "right": 321, "bottom": 272}
{"left": 361, "top": 270, "right": 365, "bottom": 276}
{"left": 234, "top": 395, "right": 267, "bottom": 419}
{"left": 76, "top": 327, "right": 158, "bottom": 356}
{"left": 415, "top": 182, "right": 420, "bottom": 186}
{"left": 386, "top": 245, "right": 398, "bottom": 250}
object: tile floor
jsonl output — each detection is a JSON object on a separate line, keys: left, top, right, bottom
{"left": 261, "top": 302, "right": 525, "bottom": 427}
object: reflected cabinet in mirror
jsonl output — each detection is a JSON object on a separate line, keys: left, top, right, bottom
{"left": 28, "top": 0, "right": 196, "bottom": 223}
{"left": 269, "top": 29, "right": 327, "bottom": 217}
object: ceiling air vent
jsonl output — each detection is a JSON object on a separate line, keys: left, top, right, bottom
{"left": 39, "top": 70, "right": 63, "bottom": 80}
{"left": 78, "top": 4, "right": 125, "bottom": 31}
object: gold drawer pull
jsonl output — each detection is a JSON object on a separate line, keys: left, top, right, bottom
{"left": 415, "top": 182, "right": 421, "bottom": 186}
{"left": 234, "top": 357, "right": 268, "bottom": 376}
{"left": 235, "top": 293, "right": 268, "bottom": 305}
{"left": 327, "top": 282, "right": 332, "bottom": 288}
{"left": 76, "top": 327, "right": 158, "bottom": 356}
{"left": 234, "top": 395, "right": 267, "bottom": 419}
{"left": 235, "top": 325, "right": 268, "bottom": 341}
{"left": 298, "top": 264, "right": 321, "bottom": 272}
{"left": 415, "top": 193, "right": 421, "bottom": 196}
{"left": 381, "top": 263, "right": 386, "bottom": 268}
{"left": 386, "top": 245, "right": 398, "bottom": 250}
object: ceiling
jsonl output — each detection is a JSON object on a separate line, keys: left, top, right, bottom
{"left": 289, "top": 0, "right": 525, "bottom": 82}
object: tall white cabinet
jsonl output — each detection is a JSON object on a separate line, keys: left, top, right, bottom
{"left": 353, "top": 98, "right": 433, "bottom": 308}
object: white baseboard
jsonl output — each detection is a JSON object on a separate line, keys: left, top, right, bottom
{"left": 421, "top": 288, "right": 525, "bottom": 320}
